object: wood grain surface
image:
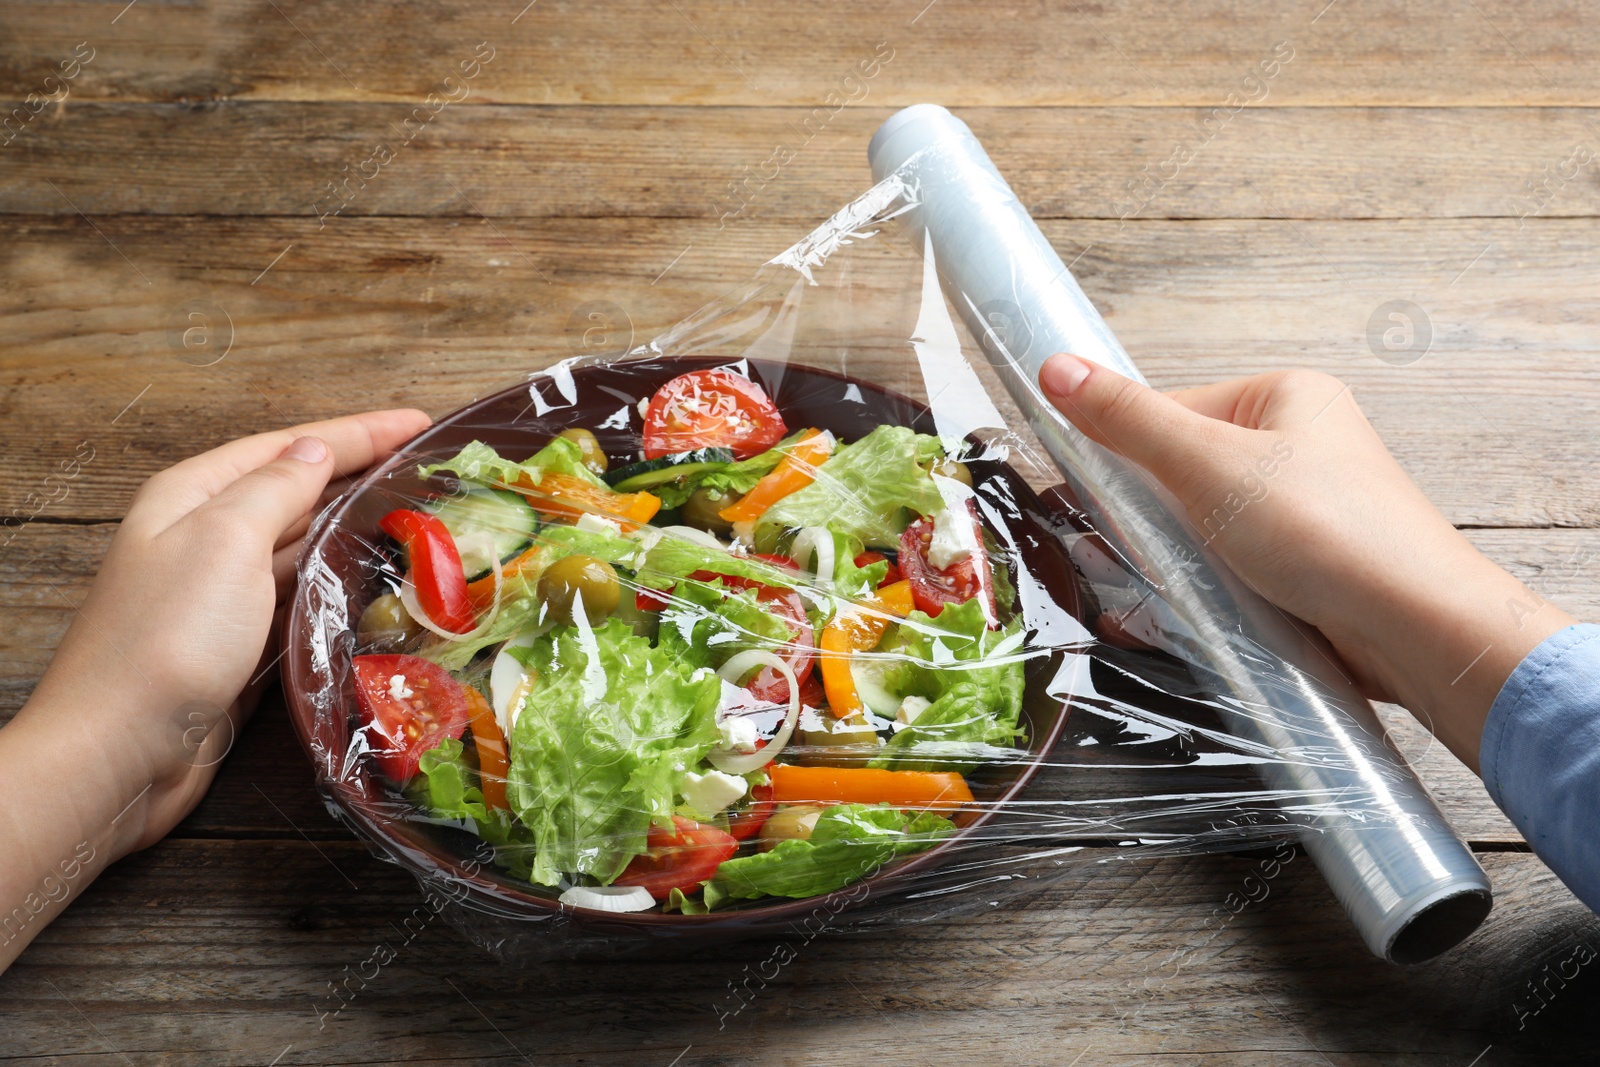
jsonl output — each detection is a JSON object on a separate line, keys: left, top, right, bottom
{"left": 3, "top": 0, "right": 1598, "bottom": 1063}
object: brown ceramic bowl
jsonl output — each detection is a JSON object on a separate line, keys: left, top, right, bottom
{"left": 282, "top": 356, "right": 1081, "bottom": 947}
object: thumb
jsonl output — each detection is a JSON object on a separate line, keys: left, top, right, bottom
{"left": 1038, "top": 353, "right": 1226, "bottom": 487}
{"left": 193, "top": 435, "right": 336, "bottom": 544}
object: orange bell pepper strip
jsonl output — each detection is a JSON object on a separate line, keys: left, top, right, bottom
{"left": 718, "top": 429, "right": 833, "bottom": 524}
{"left": 768, "top": 764, "right": 973, "bottom": 813}
{"left": 463, "top": 687, "right": 509, "bottom": 811}
{"left": 464, "top": 542, "right": 549, "bottom": 614}
{"left": 819, "top": 579, "right": 915, "bottom": 719}
{"left": 506, "top": 470, "right": 660, "bottom": 529}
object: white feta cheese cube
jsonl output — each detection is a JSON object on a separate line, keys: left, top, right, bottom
{"left": 679, "top": 769, "right": 748, "bottom": 820}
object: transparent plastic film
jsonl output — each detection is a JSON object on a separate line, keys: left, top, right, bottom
{"left": 283, "top": 106, "right": 1488, "bottom": 967}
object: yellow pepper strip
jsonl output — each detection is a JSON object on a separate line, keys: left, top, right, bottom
{"left": 770, "top": 763, "right": 973, "bottom": 813}
{"left": 508, "top": 470, "right": 661, "bottom": 530}
{"left": 463, "top": 687, "right": 509, "bottom": 811}
{"left": 718, "top": 429, "right": 833, "bottom": 524}
{"left": 820, "top": 579, "right": 915, "bottom": 719}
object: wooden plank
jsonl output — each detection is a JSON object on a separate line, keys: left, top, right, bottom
{"left": 2, "top": 215, "right": 1598, "bottom": 528}
{"left": 10, "top": 523, "right": 1596, "bottom": 845}
{"left": 2, "top": 1, "right": 1598, "bottom": 106}
{"left": 0, "top": 844, "right": 1593, "bottom": 1064}
{"left": 6, "top": 104, "right": 1600, "bottom": 221}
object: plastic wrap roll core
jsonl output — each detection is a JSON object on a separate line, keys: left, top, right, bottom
{"left": 868, "top": 104, "right": 1492, "bottom": 963}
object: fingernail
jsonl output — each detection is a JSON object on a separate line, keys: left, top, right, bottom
{"left": 283, "top": 436, "right": 328, "bottom": 464}
{"left": 1039, "top": 354, "right": 1091, "bottom": 398}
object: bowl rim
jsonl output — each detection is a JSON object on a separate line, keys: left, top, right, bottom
{"left": 281, "top": 356, "right": 1077, "bottom": 930}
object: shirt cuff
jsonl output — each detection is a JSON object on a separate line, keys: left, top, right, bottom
{"left": 1480, "top": 623, "right": 1600, "bottom": 810}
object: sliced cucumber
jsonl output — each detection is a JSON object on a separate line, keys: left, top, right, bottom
{"left": 605, "top": 447, "right": 736, "bottom": 492}
{"left": 426, "top": 486, "right": 538, "bottom": 582}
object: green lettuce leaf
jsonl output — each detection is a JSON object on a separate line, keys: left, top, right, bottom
{"left": 506, "top": 619, "right": 724, "bottom": 886}
{"left": 704, "top": 804, "right": 954, "bottom": 905}
{"left": 636, "top": 533, "right": 803, "bottom": 592}
{"left": 408, "top": 736, "right": 533, "bottom": 853}
{"left": 758, "top": 425, "right": 946, "bottom": 549}
{"left": 655, "top": 578, "right": 800, "bottom": 674}
{"left": 409, "top": 737, "right": 488, "bottom": 823}
{"left": 865, "top": 597, "right": 1028, "bottom": 772}
{"left": 811, "top": 528, "right": 886, "bottom": 603}
{"left": 419, "top": 436, "right": 605, "bottom": 490}
{"left": 648, "top": 430, "right": 806, "bottom": 510}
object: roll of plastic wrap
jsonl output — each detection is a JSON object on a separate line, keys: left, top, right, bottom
{"left": 868, "top": 104, "right": 1492, "bottom": 963}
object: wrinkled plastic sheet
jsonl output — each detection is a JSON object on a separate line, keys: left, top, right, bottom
{"left": 285, "top": 152, "right": 1479, "bottom": 966}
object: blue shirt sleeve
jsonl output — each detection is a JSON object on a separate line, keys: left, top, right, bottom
{"left": 1480, "top": 623, "right": 1600, "bottom": 913}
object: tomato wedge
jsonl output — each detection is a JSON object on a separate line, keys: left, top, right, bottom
{"left": 643, "top": 369, "right": 786, "bottom": 460}
{"left": 726, "top": 781, "right": 775, "bottom": 841}
{"left": 686, "top": 569, "right": 815, "bottom": 704}
{"left": 379, "top": 509, "right": 475, "bottom": 633}
{"left": 351, "top": 654, "right": 471, "bottom": 782}
{"left": 613, "top": 816, "right": 738, "bottom": 899}
{"left": 898, "top": 502, "right": 997, "bottom": 623}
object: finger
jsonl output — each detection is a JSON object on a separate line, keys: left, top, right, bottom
{"left": 188, "top": 435, "right": 337, "bottom": 549}
{"left": 1165, "top": 377, "right": 1263, "bottom": 425}
{"left": 272, "top": 471, "right": 359, "bottom": 552}
{"left": 1038, "top": 353, "right": 1235, "bottom": 486}
{"left": 131, "top": 408, "right": 431, "bottom": 533}
{"left": 273, "top": 538, "right": 304, "bottom": 602}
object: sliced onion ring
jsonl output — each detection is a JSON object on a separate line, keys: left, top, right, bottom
{"left": 396, "top": 552, "right": 504, "bottom": 643}
{"left": 790, "top": 526, "right": 835, "bottom": 593}
{"left": 709, "top": 650, "right": 801, "bottom": 776}
{"left": 558, "top": 885, "right": 655, "bottom": 913}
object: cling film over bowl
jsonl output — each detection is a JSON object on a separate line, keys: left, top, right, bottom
{"left": 285, "top": 107, "right": 1493, "bottom": 966}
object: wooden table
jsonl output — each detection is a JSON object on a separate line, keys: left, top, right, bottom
{"left": 4, "top": 2, "right": 1600, "bottom": 1063}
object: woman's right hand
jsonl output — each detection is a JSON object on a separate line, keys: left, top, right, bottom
{"left": 1037, "top": 353, "right": 1573, "bottom": 771}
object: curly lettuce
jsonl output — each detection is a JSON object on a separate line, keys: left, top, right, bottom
{"left": 758, "top": 425, "right": 946, "bottom": 549}
{"left": 703, "top": 804, "right": 954, "bottom": 907}
{"left": 419, "top": 436, "right": 605, "bottom": 490}
{"left": 861, "top": 598, "right": 1028, "bottom": 772}
{"left": 505, "top": 619, "right": 723, "bottom": 886}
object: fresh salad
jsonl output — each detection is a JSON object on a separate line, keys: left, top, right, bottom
{"left": 347, "top": 366, "right": 1027, "bottom": 914}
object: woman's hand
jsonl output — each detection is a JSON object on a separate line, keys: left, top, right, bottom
{"left": 1038, "top": 353, "right": 1572, "bottom": 770}
{"left": 0, "top": 409, "right": 428, "bottom": 970}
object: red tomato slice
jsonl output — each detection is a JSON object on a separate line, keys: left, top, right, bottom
{"left": 854, "top": 550, "right": 903, "bottom": 588}
{"left": 613, "top": 816, "right": 738, "bottom": 899}
{"left": 378, "top": 509, "right": 475, "bottom": 633}
{"left": 898, "top": 503, "right": 997, "bottom": 623}
{"left": 642, "top": 369, "right": 786, "bottom": 460}
{"left": 726, "top": 782, "right": 775, "bottom": 842}
{"left": 686, "top": 569, "right": 816, "bottom": 704}
{"left": 351, "top": 654, "right": 471, "bottom": 782}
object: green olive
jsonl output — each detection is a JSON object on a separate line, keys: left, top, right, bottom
{"left": 681, "top": 486, "right": 736, "bottom": 535}
{"left": 797, "top": 712, "right": 882, "bottom": 767}
{"left": 357, "top": 593, "right": 422, "bottom": 652}
{"left": 758, "top": 805, "right": 825, "bottom": 851}
{"left": 930, "top": 458, "right": 973, "bottom": 487}
{"left": 536, "top": 554, "right": 620, "bottom": 627}
{"left": 558, "top": 428, "right": 608, "bottom": 475}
